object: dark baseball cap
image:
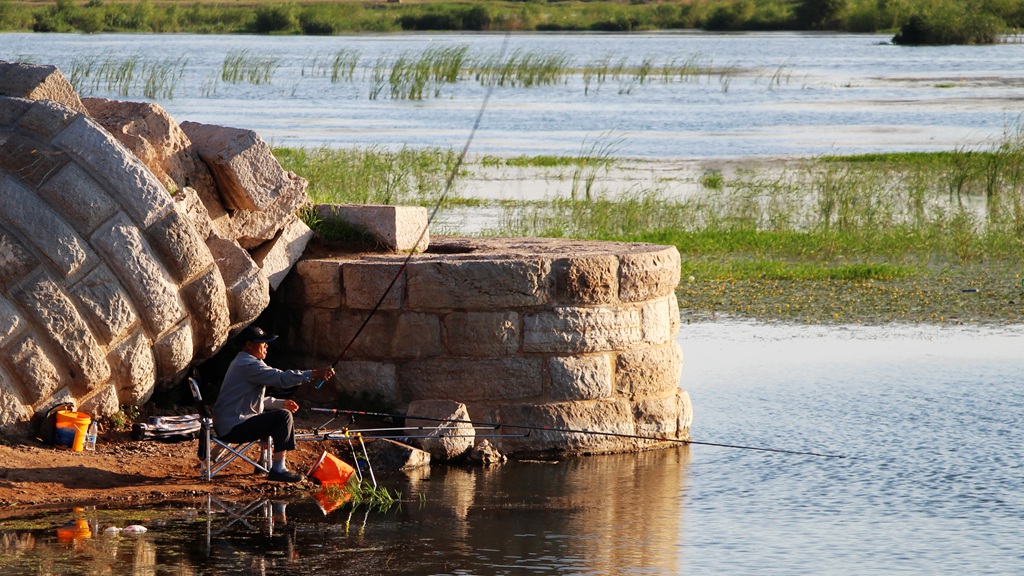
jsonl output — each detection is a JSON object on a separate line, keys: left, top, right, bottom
{"left": 241, "top": 325, "right": 278, "bottom": 343}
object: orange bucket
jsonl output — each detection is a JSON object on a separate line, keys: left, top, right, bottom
{"left": 307, "top": 451, "right": 355, "bottom": 486}
{"left": 55, "top": 411, "right": 91, "bottom": 451}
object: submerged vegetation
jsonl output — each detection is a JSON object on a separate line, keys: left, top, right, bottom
{"left": 2, "top": 0, "right": 1022, "bottom": 44}
{"left": 276, "top": 127, "right": 1024, "bottom": 324}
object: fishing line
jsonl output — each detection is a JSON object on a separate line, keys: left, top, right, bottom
{"left": 309, "top": 408, "right": 847, "bottom": 458}
{"left": 316, "top": 34, "right": 513, "bottom": 385}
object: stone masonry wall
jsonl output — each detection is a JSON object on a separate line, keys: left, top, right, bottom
{"left": 275, "top": 236, "right": 692, "bottom": 457}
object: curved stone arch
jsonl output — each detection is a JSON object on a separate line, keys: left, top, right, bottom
{"left": 0, "top": 96, "right": 229, "bottom": 424}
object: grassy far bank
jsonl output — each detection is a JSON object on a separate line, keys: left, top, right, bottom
{"left": 275, "top": 140, "right": 1024, "bottom": 325}
{"left": 0, "top": 0, "right": 1019, "bottom": 44}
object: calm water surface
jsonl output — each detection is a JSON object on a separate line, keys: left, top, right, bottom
{"left": 3, "top": 32, "right": 1024, "bottom": 159}
{"left": 2, "top": 322, "right": 1022, "bottom": 575}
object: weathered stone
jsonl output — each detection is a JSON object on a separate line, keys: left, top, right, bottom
{"left": 618, "top": 245, "right": 681, "bottom": 303}
{"left": 467, "top": 439, "right": 506, "bottom": 465}
{"left": 400, "top": 357, "right": 544, "bottom": 402}
{"left": 523, "top": 306, "right": 643, "bottom": 354}
{"left": 82, "top": 98, "right": 217, "bottom": 201}
{"left": 406, "top": 399, "right": 475, "bottom": 462}
{"left": 0, "top": 96, "right": 31, "bottom": 126}
{"left": 0, "top": 367, "right": 30, "bottom": 428}
{"left": 360, "top": 437, "right": 431, "bottom": 471}
{"left": 330, "top": 361, "right": 399, "bottom": 405}
{"left": 0, "top": 174, "right": 93, "bottom": 280}
{"left": 442, "top": 311, "right": 520, "bottom": 357}
{"left": 152, "top": 320, "right": 193, "bottom": 386}
{"left": 632, "top": 396, "right": 680, "bottom": 438}
{"left": 677, "top": 389, "right": 693, "bottom": 436}
{"left": 68, "top": 265, "right": 138, "bottom": 345}
{"left": 17, "top": 99, "right": 81, "bottom": 141}
{"left": 316, "top": 204, "right": 429, "bottom": 252}
{"left": 179, "top": 121, "right": 292, "bottom": 212}
{"left": 37, "top": 162, "right": 118, "bottom": 236}
{"left": 53, "top": 115, "right": 173, "bottom": 228}
{"left": 228, "top": 176, "right": 309, "bottom": 249}
{"left": 91, "top": 214, "right": 184, "bottom": 335}
{"left": 0, "top": 295, "right": 25, "bottom": 348}
{"left": 179, "top": 266, "right": 230, "bottom": 358}
{"left": 145, "top": 203, "right": 214, "bottom": 284}
{"left": 288, "top": 258, "right": 344, "bottom": 309}
{"left": 345, "top": 312, "right": 443, "bottom": 360}
{"left": 407, "top": 258, "right": 552, "bottom": 310}
{"left": 80, "top": 383, "right": 120, "bottom": 420}
{"left": 343, "top": 260, "right": 406, "bottom": 310}
{"left": 3, "top": 334, "right": 64, "bottom": 405}
{"left": 549, "top": 354, "right": 613, "bottom": 401}
{"left": 108, "top": 331, "right": 156, "bottom": 405}
{"left": 173, "top": 186, "right": 214, "bottom": 240}
{"left": 615, "top": 342, "right": 683, "bottom": 401}
{"left": 251, "top": 215, "right": 313, "bottom": 291}
{"left": 0, "top": 62, "right": 87, "bottom": 114}
{"left": 206, "top": 235, "right": 269, "bottom": 329}
{"left": 491, "top": 399, "right": 636, "bottom": 456}
{"left": 553, "top": 254, "right": 619, "bottom": 305}
{"left": 13, "top": 272, "right": 110, "bottom": 392}
{"left": 0, "top": 130, "right": 67, "bottom": 188}
{"left": 642, "top": 294, "right": 677, "bottom": 345}
{"left": 0, "top": 227, "right": 36, "bottom": 292}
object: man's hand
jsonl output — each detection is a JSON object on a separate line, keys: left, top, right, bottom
{"left": 283, "top": 399, "right": 299, "bottom": 413}
{"left": 311, "top": 367, "right": 335, "bottom": 381}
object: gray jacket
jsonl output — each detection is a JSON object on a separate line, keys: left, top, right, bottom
{"left": 213, "top": 351, "right": 312, "bottom": 436}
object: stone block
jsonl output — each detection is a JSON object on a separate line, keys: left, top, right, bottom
{"left": 615, "top": 342, "right": 683, "bottom": 401}
{"left": 442, "top": 311, "right": 520, "bottom": 357}
{"left": 549, "top": 354, "right": 613, "bottom": 401}
{"left": 0, "top": 367, "right": 30, "bottom": 428}
{"left": 347, "top": 312, "right": 443, "bottom": 360}
{"left": 3, "top": 334, "right": 64, "bottom": 405}
{"left": 0, "top": 97, "right": 31, "bottom": 127}
{"left": 69, "top": 264, "right": 138, "bottom": 345}
{"left": 79, "top": 383, "right": 120, "bottom": 421}
{"left": 144, "top": 202, "right": 214, "bottom": 284}
{"left": 173, "top": 186, "right": 214, "bottom": 240}
{"left": 0, "top": 173, "right": 92, "bottom": 280}
{"left": 407, "top": 258, "right": 552, "bottom": 310}
{"left": 91, "top": 214, "right": 185, "bottom": 335}
{"left": 16, "top": 99, "right": 81, "bottom": 140}
{"left": 553, "top": 254, "right": 619, "bottom": 305}
{"left": 0, "top": 229, "right": 36, "bottom": 293}
{"left": 399, "top": 357, "right": 544, "bottom": 402}
{"left": 632, "top": 396, "right": 680, "bottom": 438}
{"left": 361, "top": 437, "right": 431, "bottom": 471}
{"left": 618, "top": 245, "right": 681, "bottom": 303}
{"left": 205, "top": 235, "right": 269, "bottom": 329}
{"left": 332, "top": 361, "right": 399, "bottom": 405}
{"left": 316, "top": 204, "right": 429, "bottom": 252}
{"left": 179, "top": 121, "right": 291, "bottom": 212}
{"left": 37, "top": 162, "right": 117, "bottom": 236}
{"left": 406, "top": 399, "right": 475, "bottom": 462}
{"left": 180, "top": 266, "right": 230, "bottom": 358}
{"left": 343, "top": 260, "right": 405, "bottom": 310}
{"left": 0, "top": 62, "right": 87, "bottom": 114}
{"left": 82, "top": 98, "right": 217, "bottom": 200}
{"left": 642, "top": 294, "right": 678, "bottom": 345}
{"left": 13, "top": 271, "right": 110, "bottom": 392}
{"left": 53, "top": 115, "right": 173, "bottom": 228}
{"left": 0, "top": 131, "right": 68, "bottom": 188}
{"left": 492, "top": 399, "right": 636, "bottom": 456}
{"left": 152, "top": 320, "right": 193, "bottom": 386}
{"left": 108, "top": 331, "right": 156, "bottom": 405}
{"left": 228, "top": 175, "right": 309, "bottom": 249}
{"left": 0, "top": 295, "right": 26, "bottom": 347}
{"left": 677, "top": 389, "right": 693, "bottom": 435}
{"left": 251, "top": 215, "right": 313, "bottom": 290}
{"left": 289, "top": 259, "right": 344, "bottom": 309}
{"left": 522, "top": 306, "right": 643, "bottom": 354}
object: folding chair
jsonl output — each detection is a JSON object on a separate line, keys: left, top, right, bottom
{"left": 189, "top": 376, "right": 273, "bottom": 481}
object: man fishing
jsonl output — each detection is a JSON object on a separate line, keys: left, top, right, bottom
{"left": 213, "top": 325, "right": 335, "bottom": 482}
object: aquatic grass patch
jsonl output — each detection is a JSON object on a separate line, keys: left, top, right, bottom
{"left": 68, "top": 52, "right": 188, "bottom": 99}
{"left": 221, "top": 49, "right": 279, "bottom": 85}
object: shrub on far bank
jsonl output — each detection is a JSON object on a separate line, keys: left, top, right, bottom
{"left": 893, "top": 8, "right": 1004, "bottom": 45}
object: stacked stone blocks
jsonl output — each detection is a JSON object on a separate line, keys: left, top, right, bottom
{"left": 278, "top": 237, "right": 688, "bottom": 457}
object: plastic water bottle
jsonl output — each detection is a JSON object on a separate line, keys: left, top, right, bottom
{"left": 84, "top": 421, "right": 98, "bottom": 451}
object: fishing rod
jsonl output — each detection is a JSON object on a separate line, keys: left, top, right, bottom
{"left": 314, "top": 35, "right": 512, "bottom": 389}
{"left": 309, "top": 408, "right": 847, "bottom": 459}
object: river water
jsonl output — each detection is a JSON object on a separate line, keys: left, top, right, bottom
{"left": 3, "top": 32, "right": 1024, "bottom": 159}
{"left": 2, "top": 32, "right": 1024, "bottom": 574}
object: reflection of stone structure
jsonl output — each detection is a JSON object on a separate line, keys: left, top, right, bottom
{"left": 277, "top": 233, "right": 691, "bottom": 457}
{"left": 0, "top": 62, "right": 310, "bottom": 427}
